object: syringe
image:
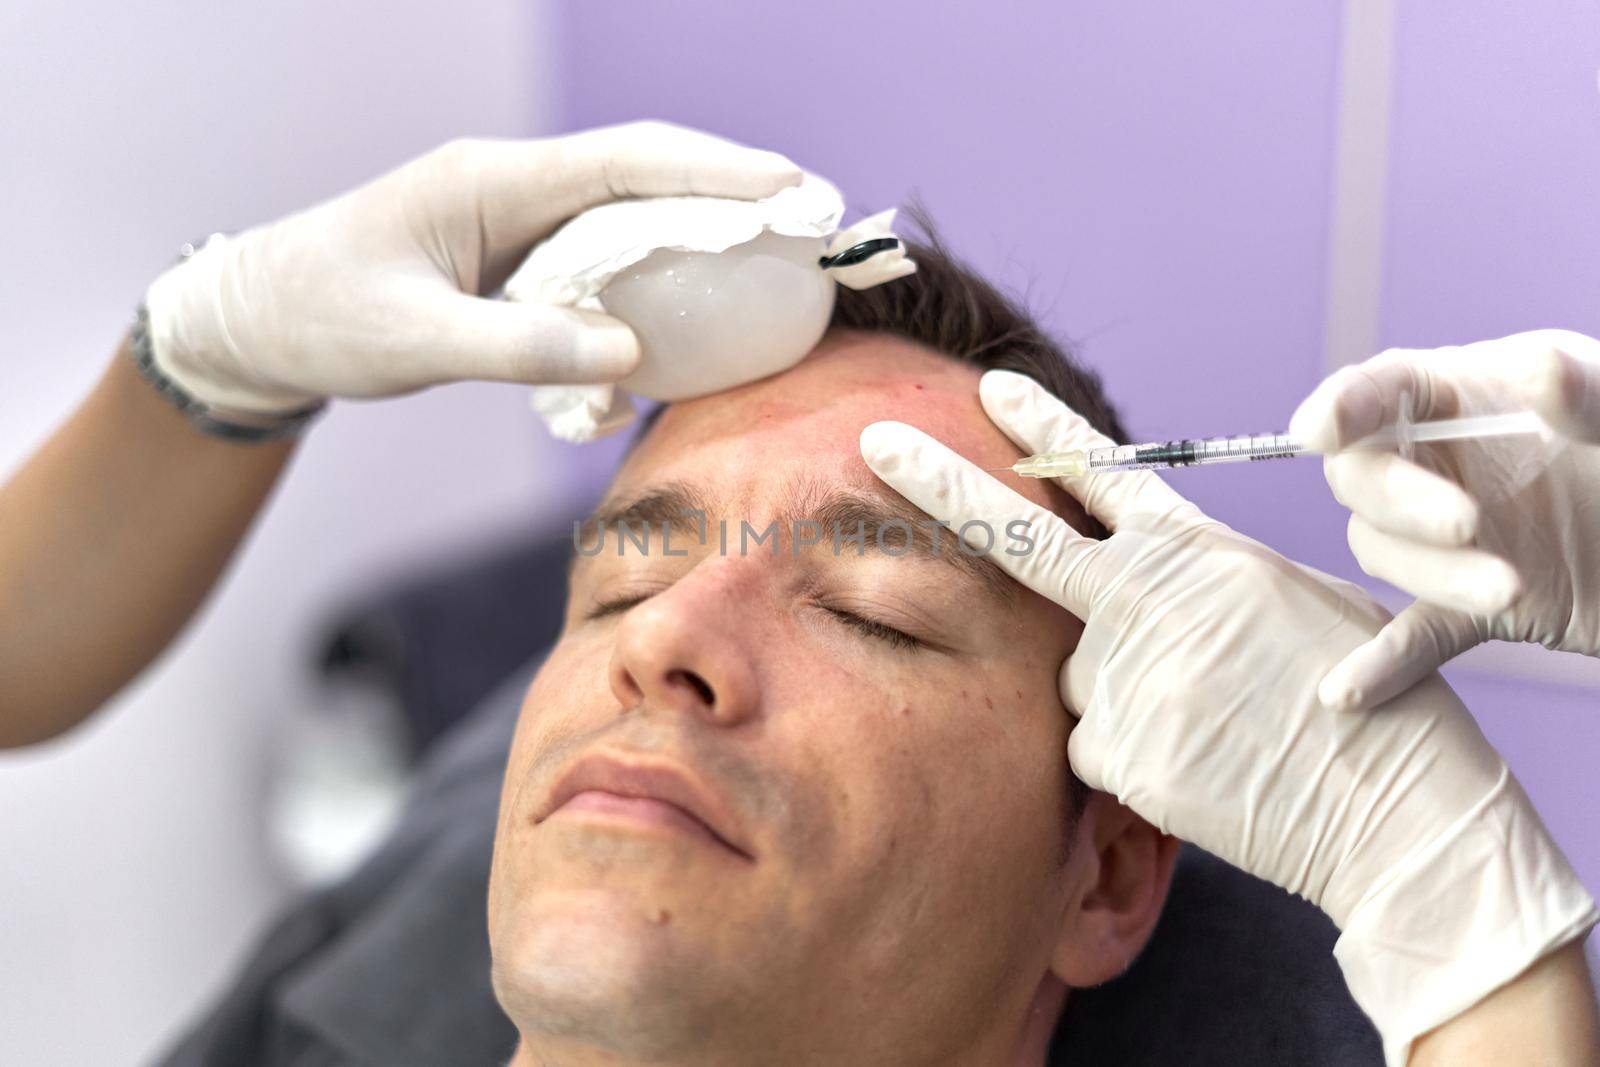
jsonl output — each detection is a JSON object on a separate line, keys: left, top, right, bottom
{"left": 997, "top": 409, "right": 1548, "bottom": 478}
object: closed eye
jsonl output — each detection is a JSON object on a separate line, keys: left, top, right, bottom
{"left": 824, "top": 607, "right": 925, "bottom": 651}
{"left": 592, "top": 594, "right": 927, "bottom": 651}
{"left": 587, "top": 592, "right": 653, "bottom": 619}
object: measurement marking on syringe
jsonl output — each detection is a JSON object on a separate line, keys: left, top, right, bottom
{"left": 1002, "top": 411, "right": 1547, "bottom": 479}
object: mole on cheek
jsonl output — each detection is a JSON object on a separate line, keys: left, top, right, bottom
{"left": 984, "top": 695, "right": 994, "bottom": 712}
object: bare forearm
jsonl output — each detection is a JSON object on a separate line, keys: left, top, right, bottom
{"left": 1410, "top": 940, "right": 1600, "bottom": 1066}
{"left": 0, "top": 341, "right": 294, "bottom": 746}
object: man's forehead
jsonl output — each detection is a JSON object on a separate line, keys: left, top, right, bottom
{"left": 613, "top": 330, "right": 1086, "bottom": 534}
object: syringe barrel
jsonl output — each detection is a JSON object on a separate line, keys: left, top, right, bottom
{"left": 1082, "top": 433, "right": 1304, "bottom": 472}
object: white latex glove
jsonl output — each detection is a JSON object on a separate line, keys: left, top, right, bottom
{"left": 860, "top": 369, "right": 1597, "bottom": 1066}
{"left": 144, "top": 121, "right": 801, "bottom": 415}
{"left": 1289, "top": 330, "right": 1600, "bottom": 711}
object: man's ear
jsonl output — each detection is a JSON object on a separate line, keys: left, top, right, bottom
{"left": 1050, "top": 793, "right": 1179, "bottom": 987}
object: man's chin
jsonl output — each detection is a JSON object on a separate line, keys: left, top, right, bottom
{"left": 490, "top": 890, "right": 720, "bottom": 1056}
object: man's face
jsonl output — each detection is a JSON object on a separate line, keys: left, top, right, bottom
{"left": 488, "top": 333, "right": 1154, "bottom": 1064}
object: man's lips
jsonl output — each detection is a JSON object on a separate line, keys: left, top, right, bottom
{"left": 538, "top": 753, "right": 753, "bottom": 861}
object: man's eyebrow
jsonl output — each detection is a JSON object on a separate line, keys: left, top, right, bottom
{"left": 574, "top": 482, "right": 710, "bottom": 555}
{"left": 798, "top": 489, "right": 1018, "bottom": 603}
{"left": 574, "top": 480, "right": 1019, "bottom": 602}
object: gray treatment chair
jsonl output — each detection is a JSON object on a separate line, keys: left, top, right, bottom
{"left": 158, "top": 530, "right": 1382, "bottom": 1066}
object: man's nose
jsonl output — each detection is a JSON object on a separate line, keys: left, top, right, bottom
{"left": 607, "top": 563, "right": 761, "bottom": 726}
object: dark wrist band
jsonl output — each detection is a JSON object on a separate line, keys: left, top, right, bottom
{"left": 128, "top": 302, "right": 326, "bottom": 443}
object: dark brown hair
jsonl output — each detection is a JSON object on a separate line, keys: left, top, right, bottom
{"left": 828, "top": 204, "right": 1129, "bottom": 445}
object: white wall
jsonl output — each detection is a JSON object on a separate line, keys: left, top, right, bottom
{"left": 0, "top": 4, "right": 560, "bottom": 1062}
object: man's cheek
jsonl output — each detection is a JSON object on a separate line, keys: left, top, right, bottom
{"left": 505, "top": 639, "right": 608, "bottom": 770}
{"left": 904, "top": 661, "right": 1065, "bottom": 837}
{"left": 536, "top": 630, "right": 613, "bottom": 707}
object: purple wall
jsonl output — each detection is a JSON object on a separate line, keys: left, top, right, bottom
{"left": 1382, "top": 1, "right": 1600, "bottom": 346}
{"left": 553, "top": 4, "right": 1598, "bottom": 892}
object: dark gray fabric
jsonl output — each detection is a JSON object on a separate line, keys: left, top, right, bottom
{"left": 316, "top": 533, "right": 575, "bottom": 758}
{"left": 1052, "top": 851, "right": 1383, "bottom": 1064}
{"left": 155, "top": 662, "right": 530, "bottom": 1067}
{"left": 155, "top": 659, "right": 1381, "bottom": 1066}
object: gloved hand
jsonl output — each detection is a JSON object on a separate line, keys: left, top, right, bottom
{"left": 1289, "top": 330, "right": 1600, "bottom": 711}
{"left": 860, "top": 369, "right": 1597, "bottom": 1065}
{"left": 144, "top": 121, "right": 801, "bottom": 415}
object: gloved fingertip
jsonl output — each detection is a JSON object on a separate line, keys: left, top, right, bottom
{"left": 1518, "top": 344, "right": 1600, "bottom": 444}
{"left": 979, "top": 368, "right": 1036, "bottom": 406}
{"left": 979, "top": 368, "right": 1115, "bottom": 459}
{"left": 1512, "top": 345, "right": 1564, "bottom": 412}
{"left": 1552, "top": 344, "right": 1600, "bottom": 442}
{"left": 573, "top": 317, "right": 642, "bottom": 381}
{"left": 1055, "top": 657, "right": 1083, "bottom": 718}
{"left": 1292, "top": 367, "right": 1387, "bottom": 452}
{"left": 1422, "top": 482, "right": 1480, "bottom": 546}
{"left": 1478, "top": 558, "right": 1523, "bottom": 614}
{"left": 1287, "top": 403, "right": 1325, "bottom": 452}
{"left": 977, "top": 370, "right": 1037, "bottom": 430}
{"left": 1064, "top": 721, "right": 1106, "bottom": 790}
{"left": 859, "top": 420, "right": 915, "bottom": 474}
{"left": 1446, "top": 495, "right": 1480, "bottom": 546}
{"left": 696, "top": 150, "right": 804, "bottom": 201}
{"left": 1317, "top": 669, "right": 1364, "bottom": 712}
{"left": 1288, "top": 386, "right": 1341, "bottom": 453}
{"left": 687, "top": 138, "right": 805, "bottom": 200}
{"left": 747, "top": 150, "right": 804, "bottom": 193}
